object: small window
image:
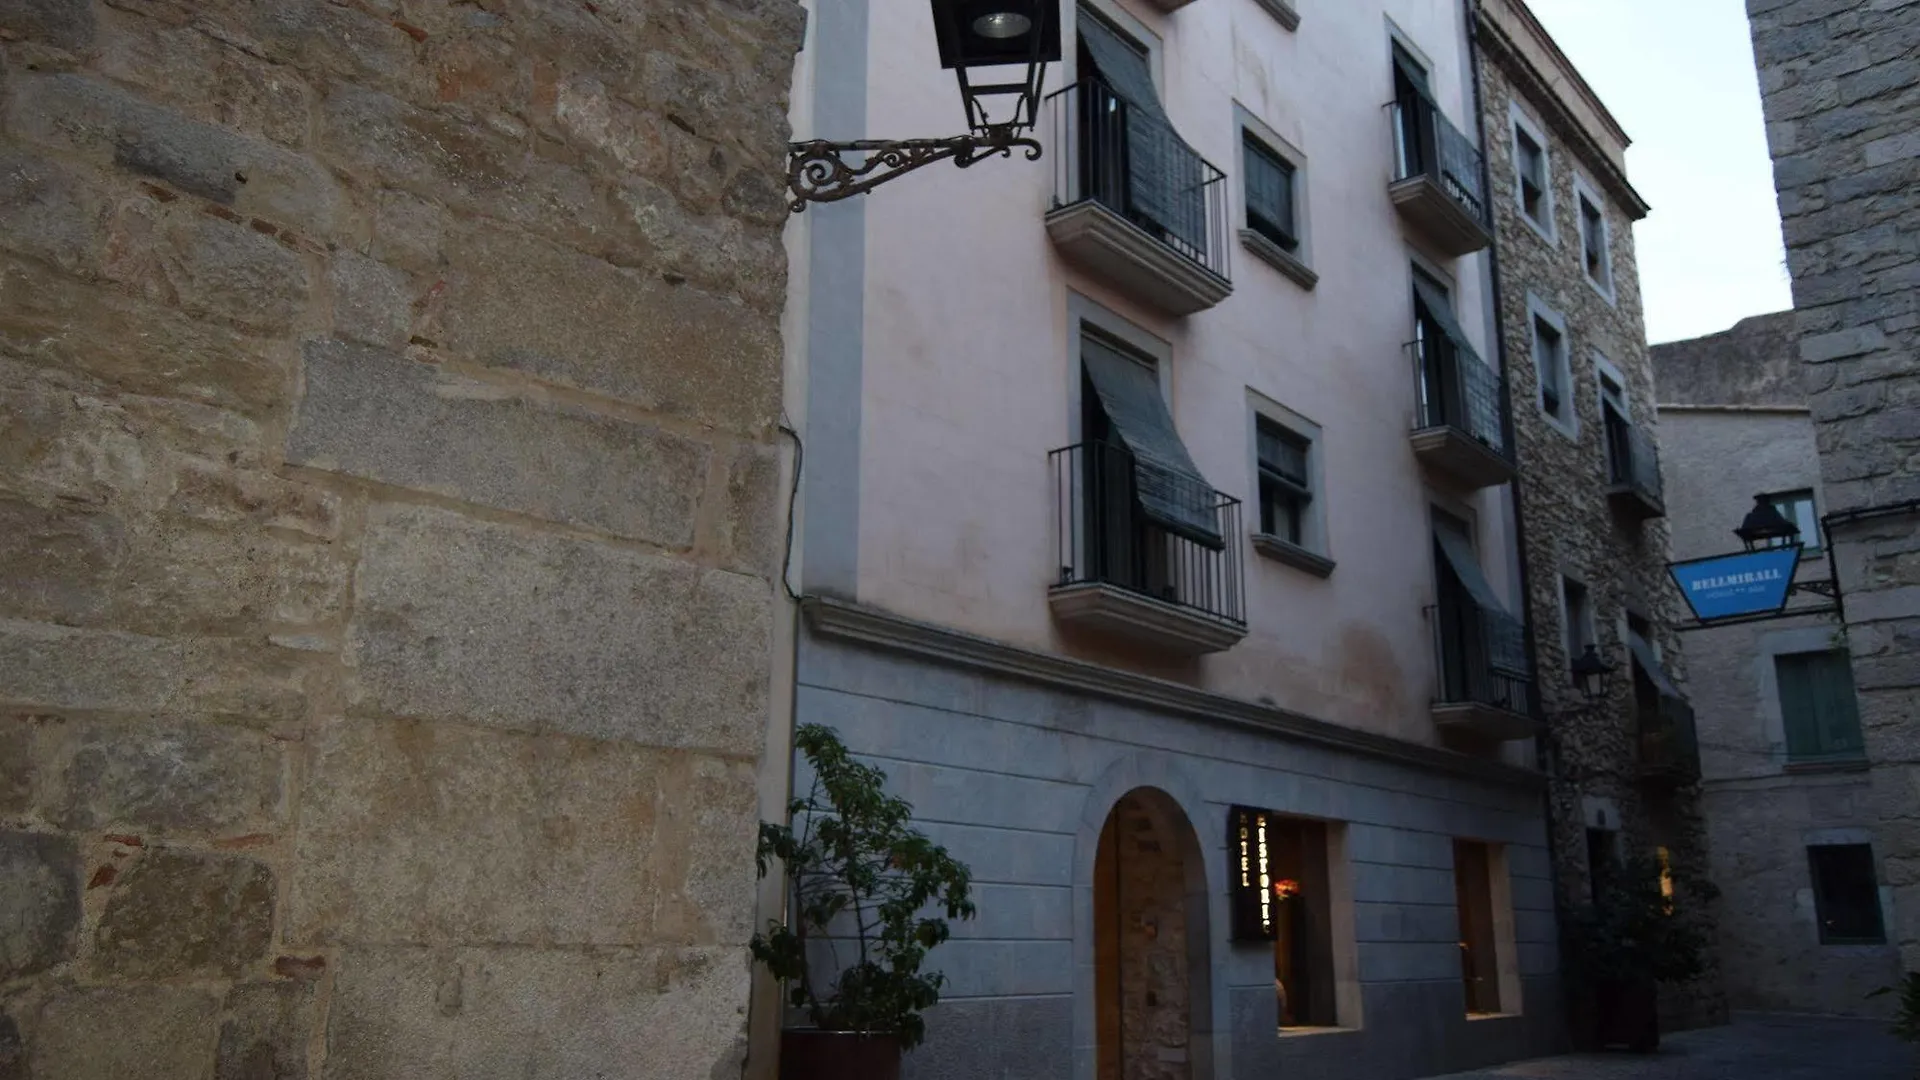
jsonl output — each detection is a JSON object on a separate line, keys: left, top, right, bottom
{"left": 1244, "top": 135, "right": 1298, "bottom": 252}
{"left": 1561, "top": 578, "right": 1594, "bottom": 677}
{"left": 1532, "top": 315, "right": 1570, "bottom": 425}
{"left": 1514, "top": 124, "right": 1548, "bottom": 228}
{"left": 1453, "top": 840, "right": 1503, "bottom": 1016}
{"left": 1578, "top": 190, "right": 1612, "bottom": 294}
{"left": 1256, "top": 417, "right": 1312, "bottom": 546}
{"left": 1584, "top": 828, "right": 1617, "bottom": 904}
{"left": 1775, "top": 649, "right": 1865, "bottom": 762}
{"left": 1768, "top": 489, "right": 1822, "bottom": 554}
{"left": 1808, "top": 844, "right": 1885, "bottom": 944}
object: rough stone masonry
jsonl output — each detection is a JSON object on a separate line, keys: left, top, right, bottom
{"left": 0, "top": 0, "right": 803, "bottom": 1076}
{"left": 1748, "top": 0, "right": 1920, "bottom": 973}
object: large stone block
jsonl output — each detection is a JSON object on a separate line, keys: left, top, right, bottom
{"left": 217, "top": 981, "right": 318, "bottom": 1080}
{"left": 29, "top": 986, "right": 221, "bottom": 1080}
{"left": 0, "top": 717, "right": 32, "bottom": 815}
{"left": 8, "top": 73, "right": 341, "bottom": 231}
{"left": 0, "top": 0, "right": 96, "bottom": 50}
{"left": 436, "top": 225, "right": 780, "bottom": 433}
{"left": 44, "top": 716, "right": 283, "bottom": 835}
{"left": 104, "top": 201, "right": 314, "bottom": 335}
{"left": 107, "top": 517, "right": 350, "bottom": 635}
{"left": 322, "top": 946, "right": 750, "bottom": 1080}
{"left": 328, "top": 253, "right": 412, "bottom": 349}
{"left": 0, "top": 147, "right": 111, "bottom": 278}
{"left": 94, "top": 848, "right": 275, "bottom": 978}
{"left": 168, "top": 457, "right": 341, "bottom": 541}
{"left": 93, "top": 15, "right": 314, "bottom": 148}
{"left": 347, "top": 504, "right": 771, "bottom": 754}
{"left": 0, "top": 259, "right": 292, "bottom": 420}
{"left": 0, "top": 830, "right": 81, "bottom": 979}
{"left": 286, "top": 339, "right": 707, "bottom": 546}
{"left": 289, "top": 717, "right": 713, "bottom": 946}
{"left": 0, "top": 499, "right": 126, "bottom": 626}
{"left": 0, "top": 618, "right": 310, "bottom": 724}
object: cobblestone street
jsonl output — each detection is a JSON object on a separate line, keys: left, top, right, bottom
{"left": 1429, "top": 1013, "right": 1916, "bottom": 1080}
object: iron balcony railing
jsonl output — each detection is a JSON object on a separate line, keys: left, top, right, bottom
{"left": 1639, "top": 697, "right": 1701, "bottom": 780}
{"left": 1409, "top": 336, "right": 1511, "bottom": 459}
{"left": 1605, "top": 416, "right": 1665, "bottom": 506}
{"left": 1050, "top": 440, "right": 1246, "bottom": 629}
{"left": 1430, "top": 601, "right": 1535, "bottom": 717}
{"left": 1046, "top": 79, "right": 1231, "bottom": 282}
{"left": 1391, "top": 94, "right": 1490, "bottom": 228}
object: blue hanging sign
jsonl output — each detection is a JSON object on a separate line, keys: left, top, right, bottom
{"left": 1669, "top": 546, "right": 1802, "bottom": 622}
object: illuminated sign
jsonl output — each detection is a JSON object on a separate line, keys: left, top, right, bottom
{"left": 1228, "top": 806, "right": 1277, "bottom": 940}
{"left": 1669, "top": 545, "right": 1801, "bottom": 622}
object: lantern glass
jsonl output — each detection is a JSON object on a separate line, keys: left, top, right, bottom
{"left": 1570, "top": 645, "right": 1614, "bottom": 703}
{"left": 930, "top": 0, "right": 1061, "bottom": 134}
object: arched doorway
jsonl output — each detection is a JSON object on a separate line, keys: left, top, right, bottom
{"left": 1093, "top": 787, "right": 1212, "bottom": 1080}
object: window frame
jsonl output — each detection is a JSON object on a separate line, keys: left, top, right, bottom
{"left": 1773, "top": 648, "right": 1866, "bottom": 764}
{"left": 1247, "top": 391, "right": 1333, "bottom": 577}
{"left": 1526, "top": 294, "right": 1576, "bottom": 438}
{"left": 1509, "top": 103, "right": 1555, "bottom": 243}
{"left": 1560, "top": 576, "right": 1595, "bottom": 681}
{"left": 1807, "top": 843, "right": 1887, "bottom": 945}
{"left": 1573, "top": 174, "right": 1615, "bottom": 303}
{"left": 1235, "top": 105, "right": 1316, "bottom": 290}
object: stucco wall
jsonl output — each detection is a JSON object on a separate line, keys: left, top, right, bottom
{"left": 0, "top": 2, "right": 800, "bottom": 1076}
{"left": 802, "top": 0, "right": 1521, "bottom": 747}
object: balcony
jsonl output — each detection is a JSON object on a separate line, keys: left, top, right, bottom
{"left": 1045, "top": 80, "right": 1232, "bottom": 316}
{"left": 1409, "top": 336, "right": 1514, "bottom": 490}
{"left": 1604, "top": 416, "right": 1666, "bottom": 520}
{"left": 1390, "top": 96, "right": 1492, "bottom": 257}
{"left": 1049, "top": 441, "right": 1247, "bottom": 655}
{"left": 1637, "top": 698, "right": 1700, "bottom": 787}
{"left": 1430, "top": 604, "right": 1536, "bottom": 741}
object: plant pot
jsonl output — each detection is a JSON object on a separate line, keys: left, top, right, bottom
{"left": 1594, "top": 981, "right": 1659, "bottom": 1053}
{"left": 780, "top": 1029, "right": 902, "bottom": 1080}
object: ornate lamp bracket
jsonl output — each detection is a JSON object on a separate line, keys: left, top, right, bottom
{"left": 787, "top": 127, "right": 1043, "bottom": 212}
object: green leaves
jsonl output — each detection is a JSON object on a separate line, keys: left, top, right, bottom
{"left": 1867, "top": 972, "right": 1920, "bottom": 1043}
{"left": 1569, "top": 854, "right": 1719, "bottom": 987}
{"left": 750, "top": 723, "right": 977, "bottom": 1052}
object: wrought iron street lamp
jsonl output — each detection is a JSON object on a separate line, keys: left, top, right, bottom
{"left": 1734, "top": 494, "right": 1800, "bottom": 551}
{"left": 1570, "top": 644, "right": 1615, "bottom": 704}
{"left": 787, "top": 0, "right": 1060, "bottom": 211}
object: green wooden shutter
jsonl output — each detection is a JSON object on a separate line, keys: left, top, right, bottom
{"left": 1812, "top": 651, "right": 1864, "bottom": 757}
{"left": 1778, "top": 650, "right": 1865, "bottom": 761}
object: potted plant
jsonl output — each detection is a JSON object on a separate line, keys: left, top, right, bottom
{"left": 1567, "top": 853, "right": 1718, "bottom": 1053}
{"left": 752, "top": 724, "right": 976, "bottom": 1080}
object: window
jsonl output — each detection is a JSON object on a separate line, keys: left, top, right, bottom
{"left": 1561, "top": 578, "right": 1594, "bottom": 677}
{"left": 1577, "top": 187, "right": 1612, "bottom": 295}
{"left": 1267, "top": 816, "right": 1338, "bottom": 1029}
{"left": 1768, "top": 489, "right": 1822, "bottom": 554}
{"left": 1775, "top": 649, "right": 1865, "bottom": 762}
{"left": 1598, "top": 361, "right": 1633, "bottom": 485}
{"left": 1244, "top": 136, "right": 1298, "bottom": 252}
{"left": 1453, "top": 840, "right": 1503, "bottom": 1015}
{"left": 1584, "top": 828, "right": 1617, "bottom": 904}
{"left": 1514, "top": 121, "right": 1549, "bottom": 230}
{"left": 1531, "top": 312, "right": 1571, "bottom": 428}
{"left": 1256, "top": 417, "right": 1311, "bottom": 545}
{"left": 1808, "top": 844, "right": 1885, "bottom": 944}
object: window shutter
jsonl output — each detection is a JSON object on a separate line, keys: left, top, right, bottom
{"left": 1776, "top": 653, "right": 1824, "bottom": 758}
{"left": 1813, "top": 652, "right": 1864, "bottom": 756}
{"left": 1079, "top": 15, "right": 1207, "bottom": 255}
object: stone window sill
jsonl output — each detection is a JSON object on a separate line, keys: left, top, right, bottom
{"left": 1252, "top": 0, "right": 1300, "bottom": 30}
{"left": 1240, "top": 229, "right": 1318, "bottom": 291}
{"left": 1253, "top": 534, "right": 1335, "bottom": 578}
{"left": 1277, "top": 1025, "right": 1357, "bottom": 1038}
{"left": 1784, "top": 757, "right": 1870, "bottom": 775}
{"left": 1466, "top": 1011, "right": 1524, "bottom": 1022}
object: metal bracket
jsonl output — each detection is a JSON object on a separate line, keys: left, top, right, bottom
{"left": 786, "top": 129, "right": 1043, "bottom": 212}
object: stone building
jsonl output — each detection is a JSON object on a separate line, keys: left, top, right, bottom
{"left": 1654, "top": 311, "right": 1902, "bottom": 1017}
{"left": 1747, "top": 0, "right": 1920, "bottom": 975}
{"left": 1473, "top": 0, "right": 1722, "bottom": 1031}
{"left": 772, "top": 1, "right": 1575, "bottom": 1077}
{"left": 0, "top": 1, "right": 800, "bottom": 1077}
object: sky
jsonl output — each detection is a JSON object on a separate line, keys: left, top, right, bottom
{"left": 1522, "top": 0, "right": 1794, "bottom": 345}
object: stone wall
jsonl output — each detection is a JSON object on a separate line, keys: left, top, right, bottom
{"left": 0, "top": 1, "right": 801, "bottom": 1077}
{"left": 1475, "top": 12, "right": 1724, "bottom": 1029}
{"left": 1747, "top": 0, "right": 1920, "bottom": 973}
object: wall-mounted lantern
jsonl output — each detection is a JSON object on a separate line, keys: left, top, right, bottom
{"left": 787, "top": 1, "right": 1060, "bottom": 210}
{"left": 1734, "top": 494, "right": 1800, "bottom": 551}
{"left": 1570, "top": 644, "right": 1615, "bottom": 704}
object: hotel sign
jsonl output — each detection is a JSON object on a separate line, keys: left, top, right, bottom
{"left": 1669, "top": 546, "right": 1802, "bottom": 623}
{"left": 1228, "top": 806, "right": 1277, "bottom": 941}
